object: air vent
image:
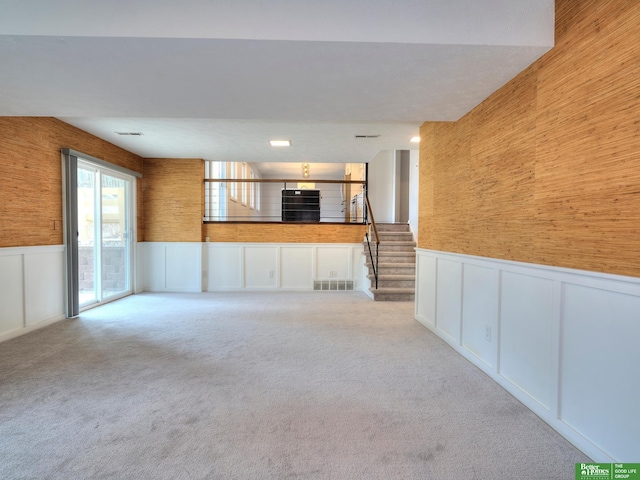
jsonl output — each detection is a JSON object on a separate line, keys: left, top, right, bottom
{"left": 115, "top": 132, "right": 143, "bottom": 136}
{"left": 314, "top": 280, "right": 354, "bottom": 291}
{"left": 355, "top": 135, "right": 380, "bottom": 139}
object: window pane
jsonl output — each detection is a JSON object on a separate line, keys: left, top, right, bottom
{"left": 78, "top": 167, "right": 97, "bottom": 306}
{"left": 101, "top": 174, "right": 129, "bottom": 299}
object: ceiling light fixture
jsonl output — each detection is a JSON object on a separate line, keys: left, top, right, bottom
{"left": 115, "top": 132, "right": 143, "bottom": 136}
{"left": 269, "top": 140, "right": 291, "bottom": 147}
{"left": 410, "top": 136, "right": 420, "bottom": 143}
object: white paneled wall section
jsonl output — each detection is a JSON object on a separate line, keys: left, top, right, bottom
{"left": 414, "top": 248, "right": 640, "bottom": 463}
{"left": 142, "top": 243, "right": 204, "bottom": 292}
{"left": 141, "top": 242, "right": 363, "bottom": 292}
{"left": 0, "top": 246, "right": 66, "bottom": 342}
{"left": 207, "top": 243, "right": 363, "bottom": 291}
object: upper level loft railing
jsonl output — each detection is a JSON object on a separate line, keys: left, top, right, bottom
{"left": 203, "top": 178, "right": 368, "bottom": 223}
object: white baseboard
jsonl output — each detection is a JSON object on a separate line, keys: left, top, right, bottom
{"left": 0, "top": 314, "right": 67, "bottom": 344}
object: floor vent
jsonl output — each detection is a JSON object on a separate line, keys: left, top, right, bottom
{"left": 314, "top": 280, "right": 354, "bottom": 291}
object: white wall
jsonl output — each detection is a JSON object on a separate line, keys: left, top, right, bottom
{"left": 140, "top": 242, "right": 364, "bottom": 292}
{"left": 415, "top": 248, "right": 640, "bottom": 462}
{"left": 367, "top": 150, "right": 395, "bottom": 223}
{"left": 0, "top": 246, "right": 66, "bottom": 342}
{"left": 317, "top": 183, "right": 344, "bottom": 222}
{"left": 394, "top": 150, "right": 410, "bottom": 223}
{"left": 261, "top": 182, "right": 283, "bottom": 221}
{"left": 408, "top": 150, "right": 419, "bottom": 242}
{"left": 206, "top": 242, "right": 364, "bottom": 291}
{"left": 134, "top": 242, "right": 145, "bottom": 293}
{"left": 142, "top": 242, "right": 205, "bottom": 292}
{"left": 369, "top": 149, "right": 416, "bottom": 227}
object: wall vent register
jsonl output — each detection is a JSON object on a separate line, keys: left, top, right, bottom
{"left": 314, "top": 280, "right": 354, "bottom": 291}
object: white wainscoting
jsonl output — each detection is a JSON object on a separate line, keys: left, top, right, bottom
{"left": 134, "top": 242, "right": 145, "bottom": 294}
{"left": 142, "top": 242, "right": 205, "bottom": 292}
{"left": 206, "top": 243, "right": 364, "bottom": 291}
{"left": 415, "top": 248, "right": 640, "bottom": 463}
{"left": 0, "top": 245, "right": 66, "bottom": 342}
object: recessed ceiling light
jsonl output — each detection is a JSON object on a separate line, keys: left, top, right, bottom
{"left": 269, "top": 140, "right": 291, "bottom": 147}
{"left": 410, "top": 136, "right": 420, "bottom": 143}
{"left": 115, "top": 132, "right": 143, "bottom": 136}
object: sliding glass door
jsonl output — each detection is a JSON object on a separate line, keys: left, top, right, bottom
{"left": 77, "top": 161, "right": 132, "bottom": 308}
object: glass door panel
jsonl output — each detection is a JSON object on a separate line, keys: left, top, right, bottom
{"left": 77, "top": 166, "right": 98, "bottom": 306}
{"left": 76, "top": 161, "right": 133, "bottom": 309}
{"left": 101, "top": 174, "right": 130, "bottom": 299}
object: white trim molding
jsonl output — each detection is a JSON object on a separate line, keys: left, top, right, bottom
{"left": 414, "top": 248, "right": 640, "bottom": 462}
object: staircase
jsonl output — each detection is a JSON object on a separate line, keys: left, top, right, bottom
{"left": 364, "top": 223, "right": 416, "bottom": 301}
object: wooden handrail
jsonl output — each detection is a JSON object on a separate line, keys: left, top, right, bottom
{"left": 364, "top": 195, "right": 380, "bottom": 290}
{"left": 365, "top": 196, "right": 379, "bottom": 245}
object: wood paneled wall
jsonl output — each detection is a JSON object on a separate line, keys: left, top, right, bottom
{"left": 203, "top": 223, "right": 367, "bottom": 244}
{"left": 419, "top": 0, "right": 640, "bottom": 278}
{"left": 143, "top": 158, "right": 203, "bottom": 242}
{"left": 0, "top": 118, "right": 144, "bottom": 247}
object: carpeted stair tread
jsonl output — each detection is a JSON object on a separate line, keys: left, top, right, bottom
{"left": 365, "top": 262, "right": 416, "bottom": 267}
{"left": 367, "top": 274, "right": 415, "bottom": 280}
{"left": 364, "top": 223, "right": 416, "bottom": 301}
{"left": 367, "top": 240, "right": 416, "bottom": 246}
{"left": 369, "top": 287, "right": 416, "bottom": 301}
{"left": 370, "top": 287, "right": 415, "bottom": 292}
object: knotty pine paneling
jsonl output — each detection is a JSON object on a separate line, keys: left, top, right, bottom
{"left": 143, "top": 158, "right": 203, "bottom": 242}
{"left": 419, "top": 0, "right": 640, "bottom": 277}
{"left": 203, "top": 223, "right": 367, "bottom": 244}
{"left": 0, "top": 118, "right": 144, "bottom": 247}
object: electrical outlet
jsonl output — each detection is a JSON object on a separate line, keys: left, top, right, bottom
{"left": 485, "top": 326, "right": 492, "bottom": 342}
{"left": 269, "top": 270, "right": 274, "bottom": 278}
{"left": 330, "top": 271, "right": 337, "bottom": 278}
{"left": 53, "top": 220, "right": 60, "bottom": 230}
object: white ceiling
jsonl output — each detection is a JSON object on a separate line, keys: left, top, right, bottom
{"left": 0, "top": 0, "right": 554, "bottom": 176}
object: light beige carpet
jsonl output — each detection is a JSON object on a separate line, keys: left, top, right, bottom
{"left": 0, "top": 291, "right": 589, "bottom": 479}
